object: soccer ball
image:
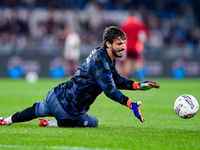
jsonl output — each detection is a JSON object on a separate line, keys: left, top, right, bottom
{"left": 174, "top": 94, "right": 199, "bottom": 119}
{"left": 25, "top": 71, "right": 39, "bottom": 83}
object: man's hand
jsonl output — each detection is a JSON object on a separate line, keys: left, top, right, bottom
{"left": 127, "top": 99, "right": 145, "bottom": 123}
{"left": 133, "top": 81, "right": 160, "bottom": 90}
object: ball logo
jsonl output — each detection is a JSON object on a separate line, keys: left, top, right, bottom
{"left": 182, "top": 95, "right": 194, "bottom": 109}
{"left": 175, "top": 104, "right": 183, "bottom": 115}
{"left": 184, "top": 112, "right": 196, "bottom": 118}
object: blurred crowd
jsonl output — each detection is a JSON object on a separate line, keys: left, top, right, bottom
{"left": 0, "top": 0, "right": 200, "bottom": 60}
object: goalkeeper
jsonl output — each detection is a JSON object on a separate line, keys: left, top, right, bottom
{"left": 0, "top": 26, "right": 160, "bottom": 127}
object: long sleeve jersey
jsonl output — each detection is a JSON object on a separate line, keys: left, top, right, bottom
{"left": 54, "top": 47, "right": 135, "bottom": 115}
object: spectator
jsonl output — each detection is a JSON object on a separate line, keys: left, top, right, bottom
{"left": 119, "top": 11, "right": 150, "bottom": 80}
{"left": 64, "top": 26, "right": 81, "bottom": 76}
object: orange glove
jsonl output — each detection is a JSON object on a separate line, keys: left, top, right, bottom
{"left": 127, "top": 99, "right": 145, "bottom": 123}
{"left": 133, "top": 81, "right": 160, "bottom": 90}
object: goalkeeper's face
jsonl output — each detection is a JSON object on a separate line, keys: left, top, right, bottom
{"left": 111, "top": 37, "right": 126, "bottom": 58}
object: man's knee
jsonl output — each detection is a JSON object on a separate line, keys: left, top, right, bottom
{"left": 86, "top": 114, "right": 98, "bottom": 128}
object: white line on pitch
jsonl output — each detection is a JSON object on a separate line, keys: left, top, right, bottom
{"left": 0, "top": 144, "right": 130, "bottom": 150}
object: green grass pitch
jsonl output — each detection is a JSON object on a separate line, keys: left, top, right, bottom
{"left": 0, "top": 78, "right": 200, "bottom": 150}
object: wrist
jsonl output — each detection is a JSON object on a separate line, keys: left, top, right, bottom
{"left": 133, "top": 82, "right": 139, "bottom": 90}
{"left": 127, "top": 98, "right": 134, "bottom": 108}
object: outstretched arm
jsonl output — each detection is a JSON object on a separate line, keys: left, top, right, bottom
{"left": 94, "top": 59, "right": 160, "bottom": 123}
{"left": 94, "top": 60, "right": 129, "bottom": 105}
{"left": 113, "top": 68, "right": 160, "bottom": 90}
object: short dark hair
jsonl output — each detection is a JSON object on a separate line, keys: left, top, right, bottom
{"left": 102, "top": 26, "right": 126, "bottom": 49}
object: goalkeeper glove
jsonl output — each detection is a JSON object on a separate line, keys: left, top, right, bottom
{"left": 127, "top": 99, "right": 145, "bottom": 123}
{"left": 133, "top": 80, "right": 160, "bottom": 91}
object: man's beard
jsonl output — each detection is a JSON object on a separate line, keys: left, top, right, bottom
{"left": 112, "top": 47, "right": 123, "bottom": 58}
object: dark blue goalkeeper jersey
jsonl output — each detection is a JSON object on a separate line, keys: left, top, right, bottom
{"left": 54, "top": 46, "right": 135, "bottom": 115}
